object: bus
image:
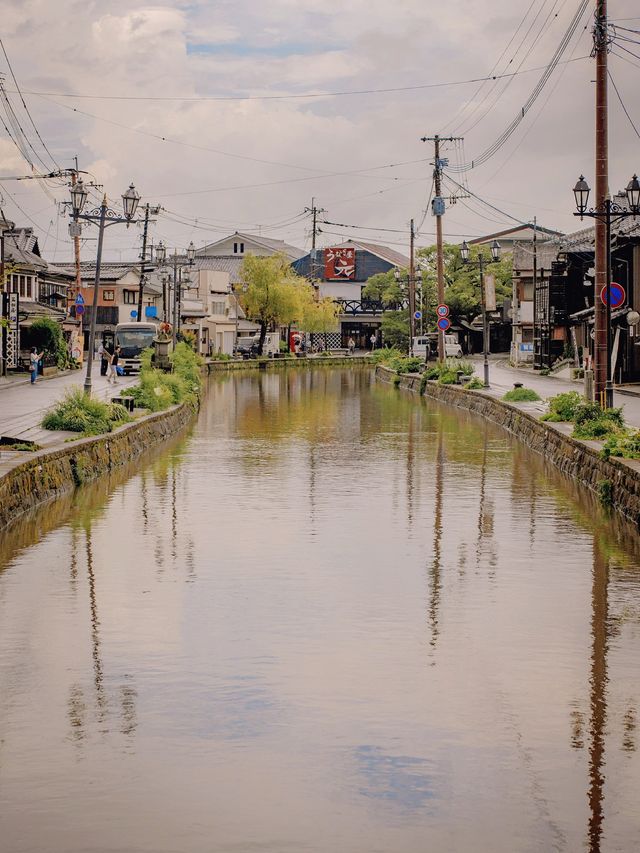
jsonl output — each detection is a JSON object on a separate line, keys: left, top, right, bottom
{"left": 114, "top": 322, "right": 158, "bottom": 373}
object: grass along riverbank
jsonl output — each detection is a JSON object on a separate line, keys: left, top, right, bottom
{"left": 41, "top": 343, "right": 202, "bottom": 438}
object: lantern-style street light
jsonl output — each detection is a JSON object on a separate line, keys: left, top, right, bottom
{"left": 461, "top": 239, "right": 502, "bottom": 388}
{"left": 155, "top": 242, "right": 196, "bottom": 347}
{"left": 572, "top": 173, "right": 640, "bottom": 407}
{"left": 69, "top": 179, "right": 141, "bottom": 395}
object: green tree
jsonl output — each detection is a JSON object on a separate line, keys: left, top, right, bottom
{"left": 240, "top": 253, "right": 308, "bottom": 355}
{"left": 27, "top": 317, "right": 69, "bottom": 369}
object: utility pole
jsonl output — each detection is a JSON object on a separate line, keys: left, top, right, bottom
{"left": 594, "top": 0, "right": 609, "bottom": 405}
{"left": 136, "top": 203, "right": 160, "bottom": 323}
{"left": 421, "top": 134, "right": 464, "bottom": 362}
{"left": 71, "top": 158, "right": 82, "bottom": 307}
{"left": 532, "top": 217, "right": 538, "bottom": 369}
{"left": 305, "top": 198, "right": 326, "bottom": 284}
{"left": 409, "top": 218, "right": 416, "bottom": 355}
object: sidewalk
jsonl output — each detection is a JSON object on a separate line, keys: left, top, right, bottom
{"left": 0, "top": 361, "right": 138, "bottom": 447}
{"left": 473, "top": 356, "right": 640, "bottom": 430}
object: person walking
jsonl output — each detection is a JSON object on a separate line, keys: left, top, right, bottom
{"left": 348, "top": 336, "right": 355, "bottom": 356}
{"left": 369, "top": 332, "right": 377, "bottom": 350}
{"left": 29, "top": 347, "right": 44, "bottom": 384}
{"left": 107, "top": 346, "right": 121, "bottom": 384}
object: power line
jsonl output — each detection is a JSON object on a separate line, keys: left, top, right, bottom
{"left": 9, "top": 57, "right": 589, "bottom": 103}
{"left": 0, "top": 37, "right": 59, "bottom": 170}
{"left": 608, "top": 70, "right": 640, "bottom": 141}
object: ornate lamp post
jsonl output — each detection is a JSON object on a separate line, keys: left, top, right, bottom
{"left": 394, "top": 267, "right": 423, "bottom": 355}
{"left": 155, "top": 240, "right": 196, "bottom": 348}
{"left": 70, "top": 178, "right": 140, "bottom": 395}
{"left": 573, "top": 174, "right": 640, "bottom": 408}
{"left": 461, "top": 238, "right": 501, "bottom": 388}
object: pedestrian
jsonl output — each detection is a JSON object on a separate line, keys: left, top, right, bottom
{"left": 369, "top": 332, "right": 376, "bottom": 350}
{"left": 348, "top": 336, "right": 355, "bottom": 355}
{"left": 107, "top": 346, "right": 121, "bottom": 384}
{"left": 29, "top": 347, "right": 44, "bottom": 384}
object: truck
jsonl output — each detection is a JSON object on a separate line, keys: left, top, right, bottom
{"left": 412, "top": 334, "right": 463, "bottom": 359}
{"left": 113, "top": 322, "right": 158, "bottom": 373}
{"left": 235, "top": 332, "right": 280, "bottom": 358}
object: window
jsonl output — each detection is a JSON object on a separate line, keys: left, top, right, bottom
{"left": 123, "top": 290, "right": 137, "bottom": 304}
{"left": 103, "top": 289, "right": 115, "bottom": 302}
{"left": 233, "top": 242, "right": 245, "bottom": 254}
{"left": 211, "top": 300, "right": 226, "bottom": 315}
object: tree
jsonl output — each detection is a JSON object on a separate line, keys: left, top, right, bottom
{"left": 240, "top": 253, "right": 309, "bottom": 355}
{"left": 302, "top": 296, "right": 339, "bottom": 350}
{"left": 363, "top": 267, "right": 437, "bottom": 353}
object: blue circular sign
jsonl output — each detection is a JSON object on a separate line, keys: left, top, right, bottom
{"left": 130, "top": 310, "right": 138, "bottom": 318}
{"left": 414, "top": 310, "right": 422, "bottom": 320}
{"left": 600, "top": 282, "right": 626, "bottom": 310}
{"left": 437, "top": 317, "right": 451, "bottom": 331}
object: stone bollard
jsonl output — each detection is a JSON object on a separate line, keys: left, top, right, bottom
{"left": 584, "top": 369, "right": 594, "bottom": 402}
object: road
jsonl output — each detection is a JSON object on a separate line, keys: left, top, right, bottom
{"left": 0, "top": 359, "right": 138, "bottom": 446}
{"left": 472, "top": 356, "right": 640, "bottom": 429}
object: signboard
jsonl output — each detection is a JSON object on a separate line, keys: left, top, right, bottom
{"left": 2, "top": 292, "right": 19, "bottom": 369}
{"left": 436, "top": 304, "right": 449, "bottom": 317}
{"left": 75, "top": 304, "right": 84, "bottom": 315}
{"left": 414, "top": 310, "right": 422, "bottom": 320}
{"left": 519, "top": 343, "right": 534, "bottom": 353}
{"left": 324, "top": 247, "right": 356, "bottom": 280}
{"left": 600, "top": 282, "right": 626, "bottom": 310}
{"left": 75, "top": 293, "right": 85, "bottom": 305}
{"left": 437, "top": 317, "right": 451, "bottom": 332}
{"left": 484, "top": 273, "right": 497, "bottom": 312}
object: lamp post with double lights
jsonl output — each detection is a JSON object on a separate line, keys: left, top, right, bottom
{"left": 460, "top": 239, "right": 501, "bottom": 388}
{"left": 393, "top": 266, "right": 422, "bottom": 355}
{"left": 69, "top": 178, "right": 141, "bottom": 395}
{"left": 155, "top": 241, "right": 196, "bottom": 348}
{"left": 573, "top": 174, "right": 640, "bottom": 408}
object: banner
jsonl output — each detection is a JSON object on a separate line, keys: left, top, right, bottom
{"left": 484, "top": 273, "right": 496, "bottom": 312}
{"left": 324, "top": 247, "right": 356, "bottom": 280}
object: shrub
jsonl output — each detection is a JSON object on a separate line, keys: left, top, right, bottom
{"left": 128, "top": 341, "right": 202, "bottom": 412}
{"left": 42, "top": 389, "right": 132, "bottom": 435}
{"left": 438, "top": 370, "right": 458, "bottom": 385}
{"left": 466, "top": 377, "right": 485, "bottom": 390}
{"left": 503, "top": 387, "right": 541, "bottom": 402}
{"left": 601, "top": 431, "right": 640, "bottom": 459}
{"left": 370, "top": 347, "right": 404, "bottom": 364}
{"left": 545, "top": 391, "right": 584, "bottom": 422}
{"left": 26, "top": 316, "right": 69, "bottom": 369}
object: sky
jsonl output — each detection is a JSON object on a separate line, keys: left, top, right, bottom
{"left": 0, "top": 0, "right": 639, "bottom": 262}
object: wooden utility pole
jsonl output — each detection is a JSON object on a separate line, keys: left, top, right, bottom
{"left": 305, "top": 198, "right": 325, "bottom": 283}
{"left": 409, "top": 218, "right": 416, "bottom": 354}
{"left": 71, "top": 161, "right": 82, "bottom": 306}
{"left": 594, "top": 0, "right": 608, "bottom": 404}
{"left": 421, "top": 134, "right": 464, "bottom": 361}
{"left": 532, "top": 217, "right": 538, "bottom": 368}
{"left": 136, "top": 204, "right": 161, "bottom": 323}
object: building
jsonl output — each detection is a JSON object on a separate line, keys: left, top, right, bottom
{"left": 49, "top": 262, "right": 162, "bottom": 350}
{"left": 511, "top": 238, "right": 562, "bottom": 363}
{"left": 469, "top": 223, "right": 563, "bottom": 253}
{"left": 293, "top": 240, "right": 410, "bottom": 348}
{"left": 195, "top": 232, "right": 304, "bottom": 262}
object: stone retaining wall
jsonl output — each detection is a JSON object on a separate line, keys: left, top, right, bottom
{"left": 0, "top": 403, "right": 194, "bottom": 531}
{"left": 207, "top": 356, "right": 373, "bottom": 372}
{"left": 376, "top": 364, "right": 640, "bottom": 527}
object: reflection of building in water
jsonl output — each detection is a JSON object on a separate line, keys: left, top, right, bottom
{"left": 587, "top": 538, "right": 608, "bottom": 853}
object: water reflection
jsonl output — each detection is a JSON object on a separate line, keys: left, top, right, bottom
{"left": 1, "top": 369, "right": 640, "bottom": 853}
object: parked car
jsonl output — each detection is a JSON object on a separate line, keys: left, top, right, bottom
{"left": 412, "top": 334, "right": 463, "bottom": 359}
{"left": 234, "top": 332, "right": 280, "bottom": 358}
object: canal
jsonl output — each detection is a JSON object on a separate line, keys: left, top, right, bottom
{"left": 1, "top": 367, "right": 639, "bottom": 852}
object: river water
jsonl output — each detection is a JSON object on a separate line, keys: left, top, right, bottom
{"left": 1, "top": 368, "right": 639, "bottom": 853}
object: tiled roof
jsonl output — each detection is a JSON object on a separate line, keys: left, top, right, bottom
{"left": 197, "top": 232, "right": 304, "bottom": 261}
{"left": 4, "top": 228, "right": 47, "bottom": 270}
{"left": 190, "top": 256, "right": 245, "bottom": 283}
{"left": 326, "top": 240, "right": 410, "bottom": 268}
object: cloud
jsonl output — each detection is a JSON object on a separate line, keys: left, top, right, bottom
{"left": 0, "top": 0, "right": 638, "bottom": 259}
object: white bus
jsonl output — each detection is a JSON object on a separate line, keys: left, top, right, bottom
{"left": 114, "top": 322, "right": 158, "bottom": 373}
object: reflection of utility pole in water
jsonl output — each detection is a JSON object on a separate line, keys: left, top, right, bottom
{"left": 85, "top": 525, "right": 107, "bottom": 721}
{"left": 588, "top": 537, "right": 609, "bottom": 853}
{"left": 428, "top": 424, "right": 444, "bottom": 651}
{"left": 406, "top": 407, "right": 416, "bottom": 527}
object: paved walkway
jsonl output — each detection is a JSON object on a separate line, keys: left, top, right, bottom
{"left": 0, "top": 360, "right": 138, "bottom": 447}
{"left": 471, "top": 356, "right": 640, "bottom": 430}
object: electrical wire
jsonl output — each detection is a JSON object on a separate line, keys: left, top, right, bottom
{"left": 608, "top": 70, "right": 640, "bottom": 141}
{"left": 448, "top": 0, "right": 590, "bottom": 173}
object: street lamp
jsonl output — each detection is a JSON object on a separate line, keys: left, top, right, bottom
{"left": 155, "top": 244, "right": 196, "bottom": 347}
{"left": 572, "top": 173, "right": 640, "bottom": 407}
{"left": 461, "top": 239, "right": 501, "bottom": 388}
{"left": 394, "top": 266, "right": 423, "bottom": 355}
{"left": 70, "top": 179, "right": 141, "bottom": 395}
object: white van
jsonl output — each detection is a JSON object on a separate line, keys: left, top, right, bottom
{"left": 412, "top": 334, "right": 463, "bottom": 359}
{"left": 235, "top": 331, "right": 280, "bottom": 357}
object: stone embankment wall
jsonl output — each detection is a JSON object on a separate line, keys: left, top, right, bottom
{"left": 206, "top": 356, "right": 373, "bottom": 372}
{"left": 0, "top": 403, "right": 193, "bottom": 531}
{"left": 376, "top": 365, "right": 640, "bottom": 527}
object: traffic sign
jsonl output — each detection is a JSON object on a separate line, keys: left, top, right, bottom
{"left": 414, "top": 310, "right": 422, "bottom": 320}
{"left": 436, "top": 304, "right": 449, "bottom": 317}
{"left": 75, "top": 293, "right": 84, "bottom": 305}
{"left": 600, "top": 282, "right": 626, "bottom": 310}
{"left": 75, "top": 304, "right": 84, "bottom": 315}
{"left": 130, "top": 310, "right": 138, "bottom": 319}
{"left": 437, "top": 317, "right": 451, "bottom": 332}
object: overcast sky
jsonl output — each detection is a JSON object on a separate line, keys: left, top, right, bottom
{"left": 1, "top": 0, "right": 639, "bottom": 261}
